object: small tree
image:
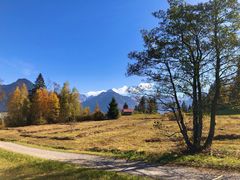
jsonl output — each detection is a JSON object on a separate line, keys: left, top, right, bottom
{"left": 181, "top": 101, "right": 188, "bottom": 113}
{"left": 93, "top": 104, "right": 105, "bottom": 121}
{"left": 107, "top": 98, "right": 119, "bottom": 119}
{"left": 123, "top": 102, "right": 129, "bottom": 109}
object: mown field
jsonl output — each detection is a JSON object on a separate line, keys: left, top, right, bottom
{"left": 0, "top": 114, "right": 240, "bottom": 171}
{"left": 0, "top": 148, "right": 143, "bottom": 180}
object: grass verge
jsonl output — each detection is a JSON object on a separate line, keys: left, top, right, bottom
{"left": 0, "top": 148, "right": 147, "bottom": 180}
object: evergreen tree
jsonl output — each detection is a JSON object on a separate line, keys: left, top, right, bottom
{"left": 181, "top": 101, "right": 188, "bottom": 113}
{"left": 107, "top": 98, "right": 119, "bottom": 119}
{"left": 147, "top": 97, "right": 158, "bottom": 114}
{"left": 30, "top": 73, "right": 46, "bottom": 99}
{"left": 123, "top": 102, "right": 129, "bottom": 109}
{"left": 138, "top": 96, "right": 146, "bottom": 113}
{"left": 34, "top": 73, "right": 46, "bottom": 90}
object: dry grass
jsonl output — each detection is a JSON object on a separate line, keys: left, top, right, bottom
{"left": 0, "top": 114, "right": 240, "bottom": 170}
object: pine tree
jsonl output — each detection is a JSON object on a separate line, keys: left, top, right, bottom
{"left": 123, "top": 103, "right": 129, "bottom": 109}
{"left": 47, "top": 92, "right": 60, "bottom": 123}
{"left": 30, "top": 73, "right": 46, "bottom": 100}
{"left": 138, "top": 96, "right": 146, "bottom": 113}
{"left": 147, "top": 97, "right": 158, "bottom": 114}
{"left": 107, "top": 98, "right": 119, "bottom": 119}
{"left": 181, "top": 101, "right": 188, "bottom": 113}
{"left": 34, "top": 73, "right": 46, "bottom": 90}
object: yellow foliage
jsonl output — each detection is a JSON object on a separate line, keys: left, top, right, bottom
{"left": 7, "top": 84, "right": 30, "bottom": 126}
{"left": 48, "top": 92, "right": 60, "bottom": 123}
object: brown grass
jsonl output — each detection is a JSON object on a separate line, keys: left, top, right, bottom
{"left": 0, "top": 114, "right": 240, "bottom": 169}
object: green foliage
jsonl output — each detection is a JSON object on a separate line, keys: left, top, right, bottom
{"left": 147, "top": 97, "right": 158, "bottom": 114}
{"left": 69, "top": 88, "right": 81, "bottom": 121}
{"left": 137, "top": 96, "right": 147, "bottom": 113}
{"left": 59, "top": 82, "right": 71, "bottom": 122}
{"left": 107, "top": 98, "right": 119, "bottom": 119}
{"left": 30, "top": 73, "right": 46, "bottom": 98}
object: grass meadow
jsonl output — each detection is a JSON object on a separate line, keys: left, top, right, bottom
{"left": 0, "top": 114, "right": 240, "bottom": 171}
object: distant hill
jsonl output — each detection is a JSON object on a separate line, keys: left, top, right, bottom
{"left": 82, "top": 89, "right": 136, "bottom": 113}
{"left": 80, "top": 94, "right": 88, "bottom": 103}
{"left": 0, "top": 79, "right": 34, "bottom": 112}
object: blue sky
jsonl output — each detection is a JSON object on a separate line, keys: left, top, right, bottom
{"left": 0, "top": 0, "right": 205, "bottom": 94}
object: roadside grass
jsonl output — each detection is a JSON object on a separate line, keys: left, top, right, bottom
{"left": 0, "top": 114, "right": 240, "bottom": 171}
{"left": 0, "top": 148, "right": 146, "bottom": 180}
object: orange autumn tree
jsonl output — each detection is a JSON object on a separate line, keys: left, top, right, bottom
{"left": 31, "top": 88, "right": 49, "bottom": 124}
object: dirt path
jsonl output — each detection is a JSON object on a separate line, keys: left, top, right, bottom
{"left": 0, "top": 141, "right": 239, "bottom": 180}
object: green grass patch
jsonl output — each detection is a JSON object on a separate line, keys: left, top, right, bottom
{"left": 0, "top": 148, "right": 147, "bottom": 180}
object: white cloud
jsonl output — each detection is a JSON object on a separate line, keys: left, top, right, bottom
{"left": 112, "top": 85, "right": 129, "bottom": 95}
{"left": 84, "top": 83, "right": 153, "bottom": 97}
{"left": 138, "top": 83, "right": 153, "bottom": 90}
{"left": 85, "top": 90, "right": 106, "bottom": 97}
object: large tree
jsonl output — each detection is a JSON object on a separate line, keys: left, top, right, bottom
{"left": 47, "top": 92, "right": 60, "bottom": 123}
{"left": 7, "top": 84, "right": 30, "bottom": 126}
{"left": 59, "top": 82, "right": 71, "bottom": 122}
{"left": 128, "top": 0, "right": 240, "bottom": 152}
{"left": 30, "top": 73, "right": 46, "bottom": 97}
{"left": 107, "top": 98, "right": 119, "bottom": 119}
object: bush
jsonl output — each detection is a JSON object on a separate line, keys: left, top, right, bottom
{"left": 93, "top": 111, "right": 105, "bottom": 121}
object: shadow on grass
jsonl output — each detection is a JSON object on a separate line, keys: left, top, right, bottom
{"left": 88, "top": 147, "right": 185, "bottom": 166}
{"left": 214, "top": 134, "right": 240, "bottom": 141}
{"left": 1, "top": 161, "right": 142, "bottom": 180}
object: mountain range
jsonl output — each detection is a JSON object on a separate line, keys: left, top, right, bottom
{"left": 0, "top": 79, "right": 136, "bottom": 113}
{"left": 82, "top": 89, "right": 136, "bottom": 112}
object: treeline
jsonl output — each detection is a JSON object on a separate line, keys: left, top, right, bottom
{"left": 203, "top": 67, "right": 240, "bottom": 114}
{"left": 6, "top": 74, "right": 120, "bottom": 127}
{"left": 134, "top": 96, "right": 158, "bottom": 114}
